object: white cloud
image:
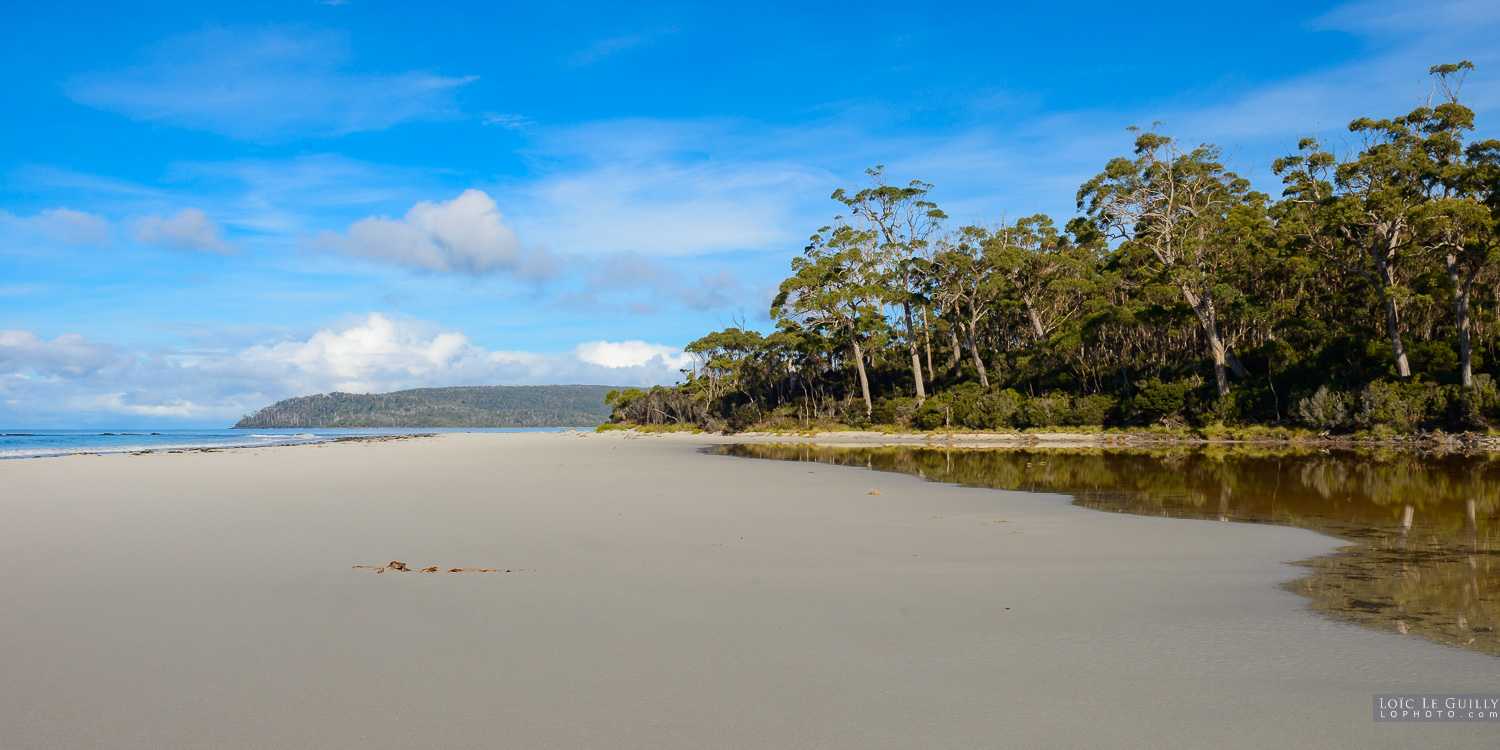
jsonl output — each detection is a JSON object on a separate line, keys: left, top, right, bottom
{"left": 319, "top": 189, "right": 558, "bottom": 278}
{"left": 132, "top": 208, "right": 235, "bottom": 253}
{"left": 0, "top": 207, "right": 110, "bottom": 245}
{"left": 237, "top": 313, "right": 683, "bottom": 394}
{"left": 575, "top": 340, "right": 692, "bottom": 370}
{"left": 583, "top": 251, "right": 747, "bottom": 311}
{"left": 482, "top": 112, "right": 533, "bottom": 130}
{"left": 67, "top": 26, "right": 475, "bottom": 141}
{"left": 0, "top": 329, "right": 128, "bottom": 377}
{"left": 36, "top": 208, "right": 110, "bottom": 245}
{"left": 0, "top": 314, "right": 685, "bottom": 425}
{"left": 569, "top": 28, "right": 677, "bottom": 68}
{"left": 510, "top": 118, "right": 834, "bottom": 258}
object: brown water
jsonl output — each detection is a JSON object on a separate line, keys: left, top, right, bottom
{"left": 710, "top": 444, "right": 1500, "bottom": 656}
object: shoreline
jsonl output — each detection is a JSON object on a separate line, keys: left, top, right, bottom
{"left": 612, "top": 425, "right": 1500, "bottom": 452}
{"left": 2, "top": 432, "right": 1495, "bottom": 747}
{"left": 0, "top": 427, "right": 588, "bottom": 460}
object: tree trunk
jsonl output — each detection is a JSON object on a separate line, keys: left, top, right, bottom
{"left": 946, "top": 324, "right": 963, "bottom": 379}
{"left": 1447, "top": 253, "right": 1475, "bottom": 387}
{"left": 1022, "top": 295, "right": 1047, "bottom": 343}
{"left": 1209, "top": 346, "right": 1230, "bottom": 398}
{"left": 961, "top": 320, "right": 990, "bottom": 388}
{"left": 1224, "top": 350, "right": 1249, "bottom": 378}
{"left": 1179, "top": 283, "right": 1236, "bottom": 397}
{"left": 902, "top": 302, "right": 926, "bottom": 404}
{"left": 1382, "top": 294, "right": 1413, "bottom": 379}
{"left": 848, "top": 324, "right": 873, "bottom": 417}
{"left": 1370, "top": 244, "right": 1413, "bottom": 379}
{"left": 922, "top": 305, "right": 935, "bottom": 382}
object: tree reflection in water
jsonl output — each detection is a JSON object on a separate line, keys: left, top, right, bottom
{"left": 712, "top": 444, "right": 1500, "bottom": 656}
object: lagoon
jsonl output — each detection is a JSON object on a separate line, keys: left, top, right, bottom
{"left": 713, "top": 443, "right": 1500, "bottom": 655}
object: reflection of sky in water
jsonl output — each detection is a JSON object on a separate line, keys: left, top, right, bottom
{"left": 713, "top": 445, "right": 1500, "bottom": 657}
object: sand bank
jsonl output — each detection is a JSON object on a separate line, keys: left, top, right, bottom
{"left": 1, "top": 431, "right": 1495, "bottom": 748}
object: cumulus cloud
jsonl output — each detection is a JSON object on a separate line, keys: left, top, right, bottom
{"left": 1, "top": 207, "right": 110, "bottom": 245}
{"left": 0, "top": 329, "right": 127, "bottom": 377}
{"left": 575, "top": 340, "right": 692, "bottom": 370}
{"left": 0, "top": 314, "right": 686, "bottom": 425}
{"left": 133, "top": 208, "right": 235, "bottom": 253}
{"left": 319, "top": 189, "right": 557, "bottom": 278}
{"left": 237, "top": 313, "right": 682, "bottom": 393}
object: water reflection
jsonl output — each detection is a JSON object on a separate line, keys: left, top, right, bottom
{"left": 711, "top": 444, "right": 1500, "bottom": 656}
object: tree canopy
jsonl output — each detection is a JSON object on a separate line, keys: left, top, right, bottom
{"left": 611, "top": 62, "right": 1500, "bottom": 435}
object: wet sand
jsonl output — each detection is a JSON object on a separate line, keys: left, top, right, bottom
{"left": 1, "top": 431, "right": 1495, "bottom": 748}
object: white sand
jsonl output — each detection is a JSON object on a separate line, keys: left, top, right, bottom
{"left": 0, "top": 431, "right": 1494, "bottom": 748}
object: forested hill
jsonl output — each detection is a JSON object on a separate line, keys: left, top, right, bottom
{"left": 233, "top": 385, "right": 619, "bottom": 429}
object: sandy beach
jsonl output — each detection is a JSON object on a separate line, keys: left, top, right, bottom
{"left": 1, "top": 431, "right": 1495, "bottom": 748}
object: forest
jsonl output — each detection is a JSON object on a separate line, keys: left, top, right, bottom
{"left": 236, "top": 385, "right": 616, "bottom": 428}
{"left": 608, "top": 63, "right": 1500, "bottom": 435}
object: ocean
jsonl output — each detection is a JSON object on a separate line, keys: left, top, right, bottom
{"left": 0, "top": 427, "right": 580, "bottom": 459}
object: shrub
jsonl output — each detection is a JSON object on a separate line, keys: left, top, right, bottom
{"left": 1069, "top": 394, "right": 1117, "bottom": 426}
{"left": 1292, "top": 386, "right": 1350, "bottom": 431}
{"left": 1127, "top": 379, "right": 1192, "bottom": 423}
{"left": 913, "top": 399, "right": 950, "bottom": 430}
{"left": 1354, "top": 381, "right": 1430, "bottom": 431}
{"left": 961, "top": 389, "right": 1023, "bottom": 429}
{"left": 1024, "top": 395, "right": 1069, "bottom": 428}
{"left": 726, "top": 404, "right": 762, "bottom": 432}
{"left": 1460, "top": 374, "right": 1498, "bottom": 428}
{"left": 892, "top": 397, "right": 919, "bottom": 426}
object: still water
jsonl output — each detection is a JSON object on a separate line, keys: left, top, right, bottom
{"left": 711, "top": 444, "right": 1500, "bottom": 656}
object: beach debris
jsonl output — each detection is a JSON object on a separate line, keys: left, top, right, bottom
{"left": 1011, "top": 531, "right": 1024, "bottom": 534}
{"left": 868, "top": 489, "right": 882, "bottom": 495}
{"left": 932, "top": 516, "right": 944, "bottom": 519}
{"left": 995, "top": 520, "right": 1010, "bottom": 523}
{"left": 352, "top": 563, "right": 526, "bottom": 574}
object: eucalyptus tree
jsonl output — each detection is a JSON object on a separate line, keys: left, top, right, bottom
{"left": 1404, "top": 61, "right": 1498, "bottom": 387}
{"left": 1273, "top": 102, "right": 1442, "bottom": 379}
{"left": 772, "top": 223, "right": 884, "bottom": 417}
{"left": 833, "top": 167, "right": 948, "bottom": 405}
{"left": 996, "top": 214, "right": 1097, "bottom": 345}
{"left": 685, "top": 327, "right": 765, "bottom": 405}
{"left": 931, "top": 223, "right": 1007, "bottom": 386}
{"left": 1078, "top": 128, "right": 1258, "bottom": 397}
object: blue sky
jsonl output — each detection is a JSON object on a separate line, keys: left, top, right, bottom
{"left": 2, "top": 0, "right": 1497, "bottom": 426}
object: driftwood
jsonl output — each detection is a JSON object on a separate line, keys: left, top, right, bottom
{"left": 352, "top": 560, "right": 528, "bottom": 574}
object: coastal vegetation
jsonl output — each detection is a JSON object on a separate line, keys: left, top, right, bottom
{"left": 235, "top": 385, "right": 617, "bottom": 428}
{"left": 610, "top": 63, "right": 1500, "bottom": 435}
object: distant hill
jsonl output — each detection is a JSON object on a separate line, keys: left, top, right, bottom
{"left": 233, "top": 385, "right": 619, "bottom": 429}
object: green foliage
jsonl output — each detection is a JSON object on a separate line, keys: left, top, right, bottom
{"left": 1293, "top": 386, "right": 1351, "bottom": 431}
{"left": 604, "top": 62, "right": 1500, "bottom": 437}
{"left": 1024, "top": 395, "right": 1069, "bottom": 427}
{"left": 1125, "top": 379, "right": 1193, "bottom": 423}
{"left": 1070, "top": 394, "right": 1118, "bottom": 426}
{"left": 237, "top": 385, "right": 617, "bottom": 429}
